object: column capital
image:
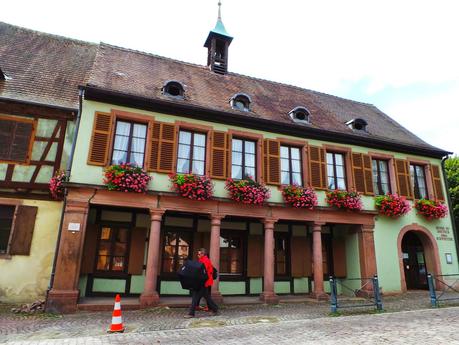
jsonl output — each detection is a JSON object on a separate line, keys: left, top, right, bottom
{"left": 263, "top": 217, "right": 278, "bottom": 229}
{"left": 210, "top": 214, "right": 224, "bottom": 226}
{"left": 312, "top": 222, "right": 326, "bottom": 232}
{"left": 361, "top": 224, "right": 375, "bottom": 233}
{"left": 149, "top": 208, "right": 165, "bottom": 222}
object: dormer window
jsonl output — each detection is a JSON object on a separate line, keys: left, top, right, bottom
{"left": 346, "top": 118, "right": 368, "bottom": 131}
{"left": 162, "top": 81, "right": 185, "bottom": 98}
{"left": 231, "top": 93, "right": 251, "bottom": 112}
{"left": 289, "top": 107, "right": 310, "bottom": 124}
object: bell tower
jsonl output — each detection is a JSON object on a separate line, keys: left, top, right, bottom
{"left": 204, "top": 1, "right": 233, "bottom": 75}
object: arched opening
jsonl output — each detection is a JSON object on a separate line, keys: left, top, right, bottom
{"left": 398, "top": 224, "right": 442, "bottom": 291}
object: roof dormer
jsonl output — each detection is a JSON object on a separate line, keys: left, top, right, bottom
{"left": 346, "top": 118, "right": 368, "bottom": 131}
{"left": 289, "top": 106, "right": 310, "bottom": 124}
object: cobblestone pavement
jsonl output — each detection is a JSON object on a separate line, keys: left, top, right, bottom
{"left": 1, "top": 292, "right": 458, "bottom": 344}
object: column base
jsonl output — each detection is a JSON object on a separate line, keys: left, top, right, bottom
{"left": 140, "top": 292, "right": 160, "bottom": 306}
{"left": 211, "top": 290, "right": 224, "bottom": 304}
{"left": 46, "top": 289, "right": 79, "bottom": 313}
{"left": 310, "top": 292, "right": 329, "bottom": 301}
{"left": 259, "top": 292, "right": 279, "bottom": 304}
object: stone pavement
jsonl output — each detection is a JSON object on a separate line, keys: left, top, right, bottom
{"left": 1, "top": 292, "right": 459, "bottom": 344}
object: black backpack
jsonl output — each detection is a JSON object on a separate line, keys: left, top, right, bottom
{"left": 212, "top": 266, "right": 218, "bottom": 280}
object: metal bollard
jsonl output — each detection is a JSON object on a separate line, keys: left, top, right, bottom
{"left": 427, "top": 273, "right": 437, "bottom": 307}
{"left": 373, "top": 274, "right": 383, "bottom": 311}
{"left": 330, "top": 276, "right": 338, "bottom": 313}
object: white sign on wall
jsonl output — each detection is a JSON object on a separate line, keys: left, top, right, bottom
{"left": 68, "top": 223, "right": 81, "bottom": 231}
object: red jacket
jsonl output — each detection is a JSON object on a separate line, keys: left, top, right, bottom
{"left": 199, "top": 255, "right": 214, "bottom": 288}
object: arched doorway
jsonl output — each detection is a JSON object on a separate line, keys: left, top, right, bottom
{"left": 398, "top": 224, "right": 442, "bottom": 292}
{"left": 402, "top": 232, "right": 427, "bottom": 289}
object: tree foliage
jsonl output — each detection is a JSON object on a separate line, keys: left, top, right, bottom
{"left": 445, "top": 156, "right": 459, "bottom": 224}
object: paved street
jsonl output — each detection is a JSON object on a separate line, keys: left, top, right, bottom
{"left": 1, "top": 292, "right": 459, "bottom": 344}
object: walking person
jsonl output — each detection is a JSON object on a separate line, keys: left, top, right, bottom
{"left": 184, "top": 248, "right": 219, "bottom": 318}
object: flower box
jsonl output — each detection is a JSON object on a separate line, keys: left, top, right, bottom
{"left": 103, "top": 163, "right": 150, "bottom": 193}
{"left": 414, "top": 199, "right": 448, "bottom": 220}
{"left": 326, "top": 190, "right": 362, "bottom": 211}
{"left": 282, "top": 185, "right": 317, "bottom": 209}
{"left": 49, "top": 170, "right": 67, "bottom": 200}
{"left": 169, "top": 173, "right": 213, "bottom": 201}
{"left": 374, "top": 193, "right": 411, "bottom": 218}
{"left": 225, "top": 177, "right": 270, "bottom": 205}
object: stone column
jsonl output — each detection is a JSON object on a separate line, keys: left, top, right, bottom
{"left": 312, "top": 222, "right": 328, "bottom": 300}
{"left": 358, "top": 224, "right": 377, "bottom": 295}
{"left": 209, "top": 214, "right": 224, "bottom": 303}
{"left": 140, "top": 209, "right": 165, "bottom": 306}
{"left": 260, "top": 218, "right": 279, "bottom": 304}
{"left": 46, "top": 188, "right": 92, "bottom": 313}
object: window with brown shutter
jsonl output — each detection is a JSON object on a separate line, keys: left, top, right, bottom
{"left": 128, "top": 227, "right": 147, "bottom": 275}
{"left": 332, "top": 237, "right": 347, "bottom": 278}
{"left": 147, "top": 122, "right": 177, "bottom": 173}
{"left": 352, "top": 153, "right": 374, "bottom": 195}
{"left": 0, "top": 116, "right": 36, "bottom": 164}
{"left": 263, "top": 139, "right": 281, "bottom": 185}
{"left": 395, "top": 159, "right": 413, "bottom": 199}
{"left": 80, "top": 224, "right": 98, "bottom": 274}
{"left": 431, "top": 165, "right": 445, "bottom": 201}
{"left": 247, "top": 235, "right": 264, "bottom": 277}
{"left": 87, "top": 112, "right": 115, "bottom": 166}
{"left": 210, "top": 131, "right": 228, "bottom": 179}
{"left": 291, "top": 236, "right": 311, "bottom": 277}
{"left": 9, "top": 205, "right": 38, "bottom": 255}
{"left": 308, "top": 146, "right": 326, "bottom": 189}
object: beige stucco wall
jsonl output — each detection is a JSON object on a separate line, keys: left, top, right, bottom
{"left": 0, "top": 199, "right": 62, "bottom": 303}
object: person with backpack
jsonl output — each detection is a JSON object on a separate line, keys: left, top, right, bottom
{"left": 184, "top": 248, "right": 219, "bottom": 318}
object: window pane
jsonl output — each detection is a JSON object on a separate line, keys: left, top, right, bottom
{"left": 336, "top": 165, "right": 345, "bottom": 178}
{"left": 372, "top": 160, "right": 377, "bottom": 171}
{"left": 194, "top": 133, "right": 206, "bottom": 147}
{"left": 232, "top": 139, "right": 242, "bottom": 152}
{"left": 131, "top": 138, "right": 145, "bottom": 153}
{"left": 231, "top": 165, "right": 242, "bottom": 179}
{"left": 291, "top": 160, "right": 301, "bottom": 173}
{"left": 245, "top": 167, "right": 255, "bottom": 179}
{"left": 281, "top": 158, "right": 289, "bottom": 171}
{"left": 130, "top": 152, "right": 144, "bottom": 167}
{"left": 291, "top": 148, "right": 300, "bottom": 160}
{"left": 280, "top": 146, "right": 289, "bottom": 158}
{"left": 381, "top": 170, "right": 389, "bottom": 184}
{"left": 112, "top": 150, "right": 127, "bottom": 165}
{"left": 192, "top": 161, "right": 205, "bottom": 175}
{"left": 114, "top": 135, "right": 129, "bottom": 150}
{"left": 328, "top": 177, "right": 336, "bottom": 190}
{"left": 96, "top": 256, "right": 110, "bottom": 271}
{"left": 245, "top": 153, "right": 255, "bottom": 167}
{"left": 379, "top": 160, "right": 387, "bottom": 173}
{"left": 178, "top": 144, "right": 191, "bottom": 159}
{"left": 177, "top": 158, "right": 190, "bottom": 173}
{"left": 179, "top": 131, "right": 191, "bottom": 144}
{"left": 292, "top": 173, "right": 302, "bottom": 186}
{"left": 381, "top": 183, "right": 390, "bottom": 195}
{"left": 281, "top": 171, "right": 290, "bottom": 185}
{"left": 335, "top": 154, "right": 344, "bottom": 166}
{"left": 193, "top": 146, "right": 205, "bottom": 161}
{"left": 245, "top": 141, "right": 255, "bottom": 154}
{"left": 337, "top": 178, "right": 346, "bottom": 190}
{"left": 327, "top": 164, "right": 335, "bottom": 178}
{"left": 115, "top": 121, "right": 131, "bottom": 135}
{"left": 133, "top": 124, "right": 147, "bottom": 138}
{"left": 326, "top": 153, "right": 334, "bottom": 165}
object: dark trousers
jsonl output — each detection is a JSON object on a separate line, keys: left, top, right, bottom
{"left": 188, "top": 286, "right": 218, "bottom": 316}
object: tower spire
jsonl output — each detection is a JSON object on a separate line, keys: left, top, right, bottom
{"left": 218, "top": 1, "right": 222, "bottom": 21}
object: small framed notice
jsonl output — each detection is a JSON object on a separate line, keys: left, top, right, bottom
{"left": 68, "top": 222, "right": 81, "bottom": 231}
{"left": 445, "top": 253, "right": 453, "bottom": 264}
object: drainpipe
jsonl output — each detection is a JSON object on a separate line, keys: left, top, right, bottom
{"left": 441, "top": 155, "right": 459, "bottom": 262}
{"left": 47, "top": 88, "right": 85, "bottom": 292}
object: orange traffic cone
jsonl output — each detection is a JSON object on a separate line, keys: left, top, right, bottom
{"left": 108, "top": 294, "right": 125, "bottom": 333}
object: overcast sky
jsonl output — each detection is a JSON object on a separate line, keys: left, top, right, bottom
{"left": 3, "top": 0, "right": 458, "bottom": 155}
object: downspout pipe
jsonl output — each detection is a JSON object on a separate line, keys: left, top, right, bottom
{"left": 47, "top": 88, "right": 85, "bottom": 292}
{"left": 441, "top": 155, "right": 459, "bottom": 262}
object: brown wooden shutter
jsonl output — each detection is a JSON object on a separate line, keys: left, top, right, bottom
{"left": 332, "top": 237, "right": 346, "bottom": 278}
{"left": 395, "top": 159, "right": 413, "bottom": 199}
{"left": 210, "top": 131, "right": 228, "bottom": 179}
{"left": 431, "top": 164, "right": 445, "bottom": 201}
{"left": 9, "top": 205, "right": 38, "bottom": 255}
{"left": 148, "top": 122, "right": 177, "bottom": 173}
{"left": 352, "top": 153, "right": 374, "bottom": 195}
{"left": 128, "top": 227, "right": 147, "bottom": 275}
{"left": 80, "top": 224, "right": 98, "bottom": 274}
{"left": 308, "top": 146, "right": 327, "bottom": 189}
{"left": 263, "top": 139, "right": 281, "bottom": 185}
{"left": 291, "top": 236, "right": 311, "bottom": 277}
{"left": 87, "top": 111, "right": 115, "bottom": 166}
{"left": 0, "top": 117, "right": 35, "bottom": 163}
{"left": 247, "top": 235, "right": 264, "bottom": 277}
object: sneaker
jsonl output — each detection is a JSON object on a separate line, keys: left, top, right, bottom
{"left": 183, "top": 314, "right": 195, "bottom": 319}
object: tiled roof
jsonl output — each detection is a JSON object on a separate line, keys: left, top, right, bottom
{"left": 87, "top": 43, "right": 443, "bottom": 153}
{"left": 0, "top": 22, "right": 97, "bottom": 110}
